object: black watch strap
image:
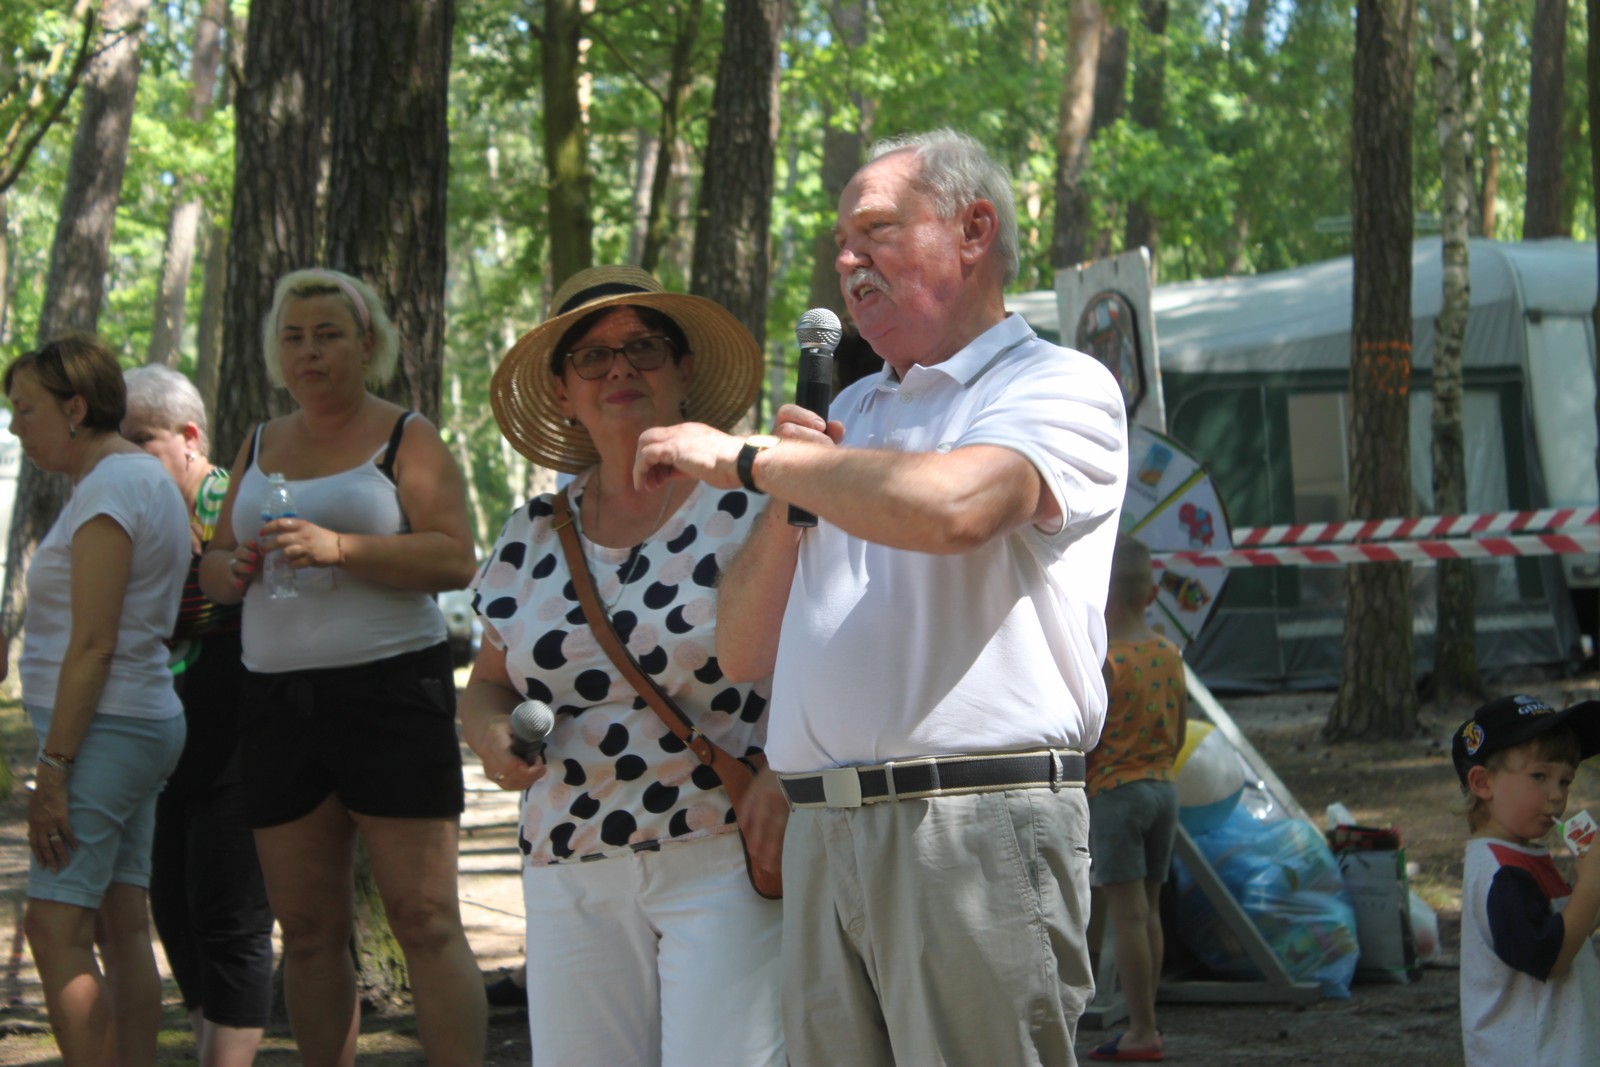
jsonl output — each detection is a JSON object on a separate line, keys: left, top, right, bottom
{"left": 737, "top": 442, "right": 766, "bottom": 494}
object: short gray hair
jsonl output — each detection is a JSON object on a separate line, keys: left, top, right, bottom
{"left": 869, "top": 129, "right": 1020, "bottom": 285}
{"left": 261, "top": 268, "right": 399, "bottom": 388}
{"left": 123, "top": 364, "right": 210, "bottom": 454}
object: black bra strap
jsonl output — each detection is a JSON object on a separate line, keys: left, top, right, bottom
{"left": 246, "top": 422, "right": 264, "bottom": 470}
{"left": 377, "top": 412, "right": 413, "bottom": 484}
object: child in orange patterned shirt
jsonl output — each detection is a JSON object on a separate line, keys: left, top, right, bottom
{"left": 1086, "top": 534, "right": 1187, "bottom": 1063}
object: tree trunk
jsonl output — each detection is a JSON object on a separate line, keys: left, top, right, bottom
{"left": 0, "top": 193, "right": 9, "bottom": 343}
{"left": 640, "top": 0, "right": 703, "bottom": 274}
{"left": 1088, "top": 20, "right": 1128, "bottom": 261}
{"left": 1329, "top": 0, "right": 1418, "bottom": 740}
{"left": 321, "top": 0, "right": 456, "bottom": 1006}
{"left": 805, "top": 0, "right": 872, "bottom": 319}
{"left": 1123, "top": 0, "right": 1168, "bottom": 272}
{"left": 1462, "top": 0, "right": 1485, "bottom": 237}
{"left": 324, "top": 0, "right": 454, "bottom": 426}
{"left": 1590, "top": 0, "right": 1599, "bottom": 498}
{"left": 690, "top": 0, "right": 783, "bottom": 350}
{"left": 1480, "top": 138, "right": 1498, "bottom": 236}
{"left": 1224, "top": 0, "right": 1269, "bottom": 273}
{"left": 193, "top": 3, "right": 240, "bottom": 419}
{"left": 0, "top": 0, "right": 100, "bottom": 196}
{"left": 543, "top": 0, "right": 593, "bottom": 288}
{"left": 1428, "top": 0, "right": 1483, "bottom": 709}
{"left": 1524, "top": 0, "right": 1567, "bottom": 238}
{"left": 2, "top": 0, "right": 152, "bottom": 663}
{"left": 194, "top": 222, "right": 227, "bottom": 416}
{"left": 1049, "top": 0, "right": 1104, "bottom": 269}
{"left": 213, "top": 0, "right": 331, "bottom": 465}
{"left": 146, "top": 0, "right": 226, "bottom": 367}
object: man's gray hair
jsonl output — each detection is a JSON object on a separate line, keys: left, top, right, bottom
{"left": 869, "top": 129, "right": 1020, "bottom": 285}
{"left": 123, "top": 364, "right": 210, "bottom": 454}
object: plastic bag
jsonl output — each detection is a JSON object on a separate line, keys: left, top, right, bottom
{"left": 1173, "top": 807, "right": 1360, "bottom": 997}
{"left": 1409, "top": 890, "right": 1440, "bottom": 964}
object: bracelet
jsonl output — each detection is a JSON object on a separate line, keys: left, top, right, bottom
{"left": 38, "top": 750, "right": 74, "bottom": 773}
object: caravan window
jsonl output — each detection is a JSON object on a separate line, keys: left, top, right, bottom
{"left": 1285, "top": 389, "right": 1521, "bottom": 612}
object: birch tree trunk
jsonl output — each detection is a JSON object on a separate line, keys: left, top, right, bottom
{"left": 2, "top": 0, "right": 152, "bottom": 665}
{"left": 1428, "top": 0, "right": 1483, "bottom": 709}
{"left": 146, "top": 0, "right": 225, "bottom": 367}
{"left": 1328, "top": 0, "right": 1418, "bottom": 740}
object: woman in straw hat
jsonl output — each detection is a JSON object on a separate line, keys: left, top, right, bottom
{"left": 199, "top": 268, "right": 485, "bottom": 1066}
{"left": 461, "top": 265, "right": 783, "bottom": 1065}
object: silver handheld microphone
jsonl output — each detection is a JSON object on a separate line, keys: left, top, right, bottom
{"left": 509, "top": 699, "right": 555, "bottom": 761}
{"left": 789, "top": 308, "right": 843, "bottom": 528}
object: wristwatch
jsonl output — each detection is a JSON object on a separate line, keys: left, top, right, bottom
{"left": 737, "top": 435, "right": 780, "bottom": 494}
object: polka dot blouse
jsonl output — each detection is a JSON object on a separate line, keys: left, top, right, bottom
{"left": 471, "top": 473, "right": 771, "bottom": 865}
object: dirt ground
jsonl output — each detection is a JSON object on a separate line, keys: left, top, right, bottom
{"left": 1, "top": 671, "right": 1598, "bottom": 1065}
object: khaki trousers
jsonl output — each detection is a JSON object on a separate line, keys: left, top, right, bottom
{"left": 782, "top": 787, "right": 1094, "bottom": 1066}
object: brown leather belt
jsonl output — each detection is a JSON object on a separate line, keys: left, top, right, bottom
{"left": 778, "top": 749, "right": 1085, "bottom": 809}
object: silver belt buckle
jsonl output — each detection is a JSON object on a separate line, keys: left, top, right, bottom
{"left": 819, "top": 767, "right": 864, "bottom": 808}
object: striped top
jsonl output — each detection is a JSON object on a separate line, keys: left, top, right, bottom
{"left": 171, "top": 468, "right": 240, "bottom": 643}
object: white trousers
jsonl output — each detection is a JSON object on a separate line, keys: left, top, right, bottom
{"left": 521, "top": 830, "right": 784, "bottom": 1067}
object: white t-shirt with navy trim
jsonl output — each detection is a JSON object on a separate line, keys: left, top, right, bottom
{"left": 1460, "top": 836, "right": 1600, "bottom": 1065}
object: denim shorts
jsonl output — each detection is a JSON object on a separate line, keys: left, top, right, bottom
{"left": 1088, "top": 778, "right": 1179, "bottom": 887}
{"left": 26, "top": 704, "right": 185, "bottom": 909}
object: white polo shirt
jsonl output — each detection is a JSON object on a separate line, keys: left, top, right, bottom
{"left": 765, "top": 314, "right": 1128, "bottom": 773}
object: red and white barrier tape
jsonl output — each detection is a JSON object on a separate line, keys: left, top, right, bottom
{"left": 1154, "top": 529, "right": 1600, "bottom": 569}
{"left": 1232, "top": 508, "right": 1598, "bottom": 547}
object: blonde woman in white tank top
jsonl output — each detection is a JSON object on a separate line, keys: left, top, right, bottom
{"left": 199, "top": 269, "right": 485, "bottom": 1067}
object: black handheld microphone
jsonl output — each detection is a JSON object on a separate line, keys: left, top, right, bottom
{"left": 509, "top": 699, "right": 555, "bottom": 762}
{"left": 788, "top": 308, "right": 843, "bottom": 528}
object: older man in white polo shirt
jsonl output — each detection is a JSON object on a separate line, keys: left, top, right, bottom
{"left": 634, "top": 128, "right": 1128, "bottom": 1065}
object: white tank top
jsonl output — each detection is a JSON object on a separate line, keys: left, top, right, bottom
{"left": 232, "top": 419, "right": 445, "bottom": 672}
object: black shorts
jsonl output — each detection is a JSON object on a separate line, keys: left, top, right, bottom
{"left": 239, "top": 642, "right": 464, "bottom": 828}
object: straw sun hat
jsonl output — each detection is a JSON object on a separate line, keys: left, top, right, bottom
{"left": 492, "top": 265, "right": 762, "bottom": 473}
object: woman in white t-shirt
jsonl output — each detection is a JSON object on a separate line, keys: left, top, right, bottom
{"left": 6, "top": 335, "right": 191, "bottom": 1064}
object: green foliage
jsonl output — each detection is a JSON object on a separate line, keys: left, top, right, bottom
{"left": 9, "top": 0, "right": 1594, "bottom": 546}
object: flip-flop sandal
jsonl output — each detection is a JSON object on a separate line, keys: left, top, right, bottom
{"left": 1087, "top": 1032, "right": 1165, "bottom": 1062}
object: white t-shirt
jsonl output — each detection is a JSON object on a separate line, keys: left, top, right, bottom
{"left": 21, "top": 452, "right": 189, "bottom": 721}
{"left": 1459, "top": 836, "right": 1600, "bottom": 1066}
{"left": 766, "top": 314, "right": 1128, "bottom": 773}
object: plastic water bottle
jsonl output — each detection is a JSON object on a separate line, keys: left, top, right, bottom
{"left": 261, "top": 472, "right": 299, "bottom": 599}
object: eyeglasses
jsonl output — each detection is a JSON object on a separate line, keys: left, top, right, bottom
{"left": 565, "top": 335, "right": 675, "bottom": 380}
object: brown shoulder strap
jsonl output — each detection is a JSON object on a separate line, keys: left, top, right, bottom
{"left": 552, "top": 489, "right": 724, "bottom": 769}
